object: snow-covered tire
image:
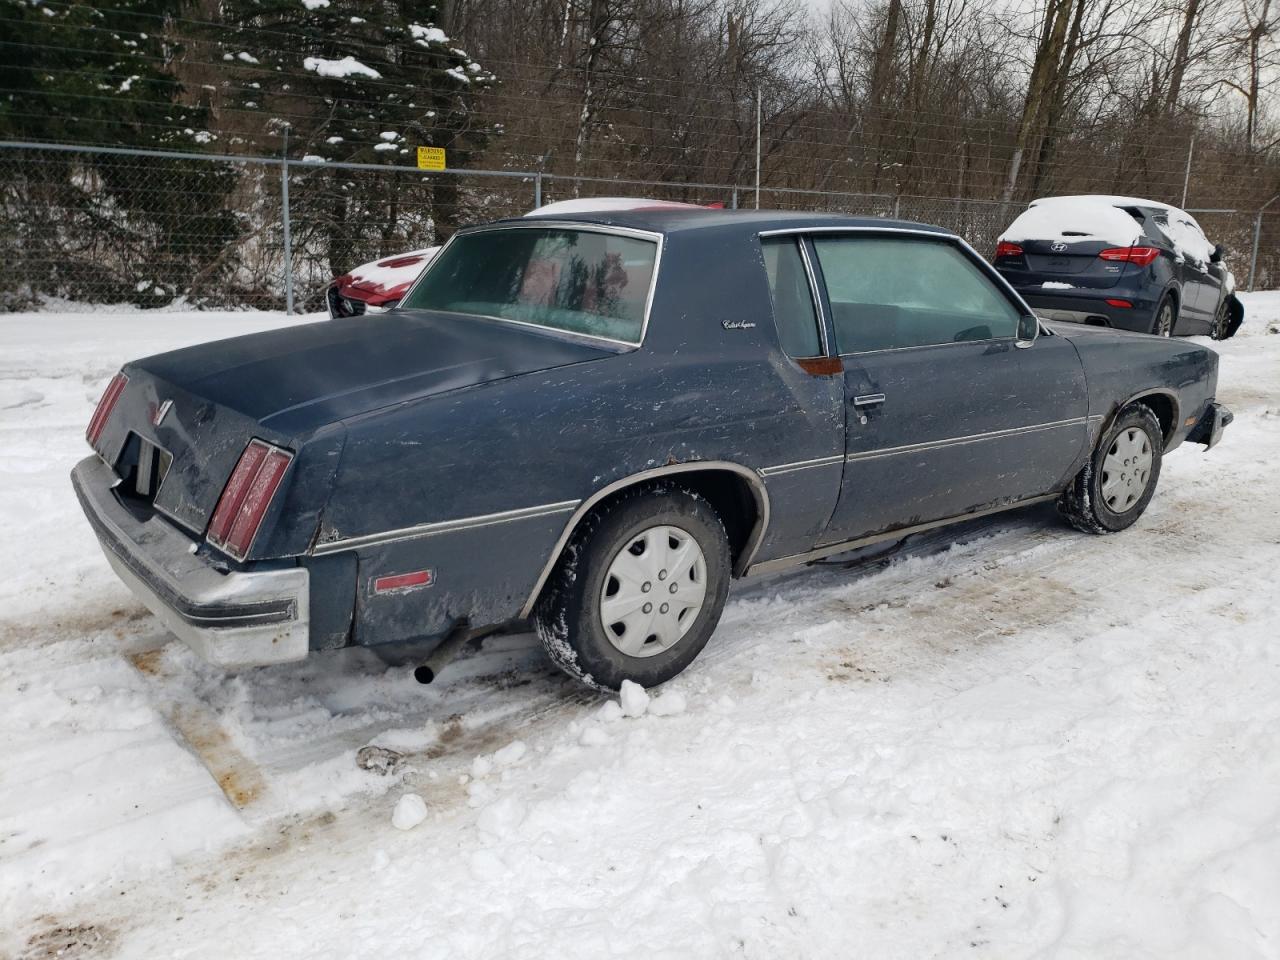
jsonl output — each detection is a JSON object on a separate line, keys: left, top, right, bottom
{"left": 532, "top": 484, "right": 731, "bottom": 691}
{"left": 1059, "top": 403, "right": 1163, "bottom": 534}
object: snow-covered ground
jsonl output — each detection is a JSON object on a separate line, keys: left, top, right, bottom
{"left": 2, "top": 297, "right": 1279, "bottom": 959}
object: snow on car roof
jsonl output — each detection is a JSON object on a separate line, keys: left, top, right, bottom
{"left": 1001, "top": 198, "right": 1144, "bottom": 247}
{"left": 525, "top": 197, "right": 707, "bottom": 215}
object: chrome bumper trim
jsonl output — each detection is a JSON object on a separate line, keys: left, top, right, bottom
{"left": 72, "top": 456, "right": 310, "bottom": 667}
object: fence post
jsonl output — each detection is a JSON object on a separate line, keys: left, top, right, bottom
{"left": 281, "top": 128, "right": 294, "bottom": 316}
{"left": 1249, "top": 195, "right": 1279, "bottom": 293}
{"left": 534, "top": 172, "right": 543, "bottom": 209}
{"left": 730, "top": 187, "right": 738, "bottom": 210}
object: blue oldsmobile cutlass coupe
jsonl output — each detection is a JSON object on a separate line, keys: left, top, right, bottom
{"left": 73, "top": 209, "right": 1231, "bottom": 690}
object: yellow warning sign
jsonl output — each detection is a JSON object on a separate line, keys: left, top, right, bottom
{"left": 416, "top": 146, "right": 446, "bottom": 171}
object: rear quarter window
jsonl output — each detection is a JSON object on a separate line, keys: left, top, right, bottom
{"left": 403, "top": 227, "right": 657, "bottom": 344}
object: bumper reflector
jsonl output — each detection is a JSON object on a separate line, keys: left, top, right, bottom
{"left": 374, "top": 570, "right": 434, "bottom": 593}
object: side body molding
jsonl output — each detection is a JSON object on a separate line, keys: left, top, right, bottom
{"left": 518, "top": 460, "right": 771, "bottom": 618}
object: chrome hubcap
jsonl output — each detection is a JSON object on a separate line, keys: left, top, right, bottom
{"left": 1101, "top": 427, "right": 1153, "bottom": 512}
{"left": 599, "top": 524, "right": 707, "bottom": 658}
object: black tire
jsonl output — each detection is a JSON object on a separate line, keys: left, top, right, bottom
{"left": 533, "top": 484, "right": 731, "bottom": 691}
{"left": 1059, "top": 403, "right": 1163, "bottom": 534}
{"left": 1210, "top": 297, "right": 1231, "bottom": 340}
{"left": 1150, "top": 294, "right": 1176, "bottom": 337}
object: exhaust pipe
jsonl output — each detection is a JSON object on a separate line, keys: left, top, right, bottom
{"left": 414, "top": 621, "right": 493, "bottom": 684}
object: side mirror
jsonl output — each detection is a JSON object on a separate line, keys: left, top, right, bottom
{"left": 1015, "top": 313, "right": 1039, "bottom": 347}
{"left": 1211, "top": 244, "right": 1225, "bottom": 263}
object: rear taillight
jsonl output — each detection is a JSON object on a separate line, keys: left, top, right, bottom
{"left": 86, "top": 372, "right": 129, "bottom": 449}
{"left": 207, "top": 440, "right": 293, "bottom": 560}
{"left": 1105, "top": 298, "right": 1133, "bottom": 308}
{"left": 1099, "top": 246, "right": 1159, "bottom": 266}
{"left": 995, "top": 241, "right": 1024, "bottom": 259}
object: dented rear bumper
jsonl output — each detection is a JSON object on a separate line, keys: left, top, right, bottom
{"left": 71, "top": 455, "right": 310, "bottom": 667}
{"left": 1188, "top": 401, "right": 1233, "bottom": 450}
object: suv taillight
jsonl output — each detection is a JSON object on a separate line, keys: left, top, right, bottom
{"left": 207, "top": 440, "right": 294, "bottom": 560}
{"left": 1099, "top": 246, "right": 1159, "bottom": 266}
{"left": 995, "top": 241, "right": 1024, "bottom": 259}
{"left": 86, "top": 372, "right": 129, "bottom": 448}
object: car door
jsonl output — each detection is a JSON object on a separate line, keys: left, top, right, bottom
{"left": 1154, "top": 212, "right": 1215, "bottom": 324}
{"left": 806, "top": 231, "right": 1091, "bottom": 546}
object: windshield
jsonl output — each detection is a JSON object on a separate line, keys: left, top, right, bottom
{"left": 402, "top": 226, "right": 658, "bottom": 344}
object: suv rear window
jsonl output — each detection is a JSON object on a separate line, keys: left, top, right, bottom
{"left": 402, "top": 227, "right": 658, "bottom": 344}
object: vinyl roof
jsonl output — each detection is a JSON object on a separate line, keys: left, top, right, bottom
{"left": 509, "top": 207, "right": 954, "bottom": 238}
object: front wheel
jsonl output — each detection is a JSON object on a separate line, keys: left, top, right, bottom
{"left": 533, "top": 485, "right": 731, "bottom": 691}
{"left": 1059, "top": 403, "right": 1163, "bottom": 534}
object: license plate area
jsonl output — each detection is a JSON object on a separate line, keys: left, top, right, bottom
{"left": 134, "top": 437, "right": 173, "bottom": 500}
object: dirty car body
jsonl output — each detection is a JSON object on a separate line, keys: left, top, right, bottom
{"left": 73, "top": 209, "right": 1231, "bottom": 682}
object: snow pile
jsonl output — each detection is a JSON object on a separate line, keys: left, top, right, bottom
{"left": 303, "top": 56, "right": 381, "bottom": 80}
{"left": 409, "top": 24, "right": 448, "bottom": 44}
{"left": 1001, "top": 198, "right": 1142, "bottom": 246}
{"left": 391, "top": 794, "right": 428, "bottom": 830}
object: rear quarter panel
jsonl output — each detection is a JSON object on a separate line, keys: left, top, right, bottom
{"left": 320, "top": 230, "right": 845, "bottom": 645}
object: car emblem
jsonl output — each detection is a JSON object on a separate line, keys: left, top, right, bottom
{"left": 152, "top": 399, "right": 173, "bottom": 426}
{"left": 722, "top": 319, "right": 756, "bottom": 330}
{"left": 1050, "top": 241, "right": 1068, "bottom": 253}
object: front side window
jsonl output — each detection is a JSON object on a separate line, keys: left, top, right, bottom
{"left": 402, "top": 227, "right": 657, "bottom": 344}
{"left": 762, "top": 237, "right": 822, "bottom": 357}
{"left": 813, "top": 236, "right": 1020, "bottom": 354}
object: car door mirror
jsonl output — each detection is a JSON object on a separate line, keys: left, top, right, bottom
{"left": 1210, "top": 244, "right": 1225, "bottom": 263}
{"left": 1015, "top": 313, "right": 1039, "bottom": 347}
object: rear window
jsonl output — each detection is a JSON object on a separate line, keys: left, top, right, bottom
{"left": 1002, "top": 200, "right": 1142, "bottom": 247}
{"left": 401, "top": 227, "right": 657, "bottom": 344}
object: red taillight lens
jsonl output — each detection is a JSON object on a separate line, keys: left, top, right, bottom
{"left": 995, "top": 241, "right": 1024, "bottom": 259}
{"left": 1099, "top": 246, "right": 1159, "bottom": 266}
{"left": 1105, "top": 298, "right": 1133, "bottom": 308}
{"left": 207, "top": 440, "right": 293, "bottom": 560}
{"left": 86, "top": 372, "right": 129, "bottom": 449}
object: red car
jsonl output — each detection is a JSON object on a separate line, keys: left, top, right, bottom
{"left": 326, "top": 198, "right": 714, "bottom": 318}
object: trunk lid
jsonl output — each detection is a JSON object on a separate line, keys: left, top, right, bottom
{"left": 111, "top": 310, "right": 615, "bottom": 536}
{"left": 132, "top": 309, "right": 615, "bottom": 433}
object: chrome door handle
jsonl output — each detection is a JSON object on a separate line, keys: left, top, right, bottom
{"left": 852, "top": 393, "right": 886, "bottom": 407}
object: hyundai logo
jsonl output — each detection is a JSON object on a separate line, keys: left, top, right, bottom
{"left": 1050, "top": 241, "right": 1068, "bottom": 253}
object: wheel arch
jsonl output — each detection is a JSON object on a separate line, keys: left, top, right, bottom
{"left": 519, "top": 461, "right": 770, "bottom": 618}
{"left": 1105, "top": 389, "right": 1180, "bottom": 450}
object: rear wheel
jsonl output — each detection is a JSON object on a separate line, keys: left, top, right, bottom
{"left": 1059, "top": 403, "right": 1163, "bottom": 534}
{"left": 533, "top": 485, "right": 731, "bottom": 691}
{"left": 1211, "top": 297, "right": 1231, "bottom": 340}
{"left": 1150, "top": 295, "right": 1176, "bottom": 337}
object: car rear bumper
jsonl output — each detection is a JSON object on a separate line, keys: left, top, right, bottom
{"left": 1012, "top": 290, "right": 1157, "bottom": 333}
{"left": 71, "top": 455, "right": 310, "bottom": 667}
{"left": 1187, "top": 401, "right": 1233, "bottom": 450}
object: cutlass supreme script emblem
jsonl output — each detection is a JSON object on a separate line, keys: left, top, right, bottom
{"left": 722, "top": 319, "right": 756, "bottom": 330}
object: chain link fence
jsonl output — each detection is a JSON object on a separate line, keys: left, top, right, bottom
{"left": 1, "top": 140, "right": 1275, "bottom": 313}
